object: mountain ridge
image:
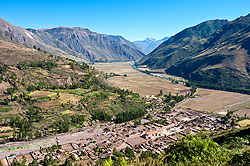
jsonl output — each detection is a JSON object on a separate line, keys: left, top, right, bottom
{"left": 0, "top": 18, "right": 144, "bottom": 62}
{"left": 138, "top": 19, "right": 228, "bottom": 69}
{"left": 165, "top": 14, "right": 250, "bottom": 88}
{"left": 138, "top": 14, "right": 250, "bottom": 88}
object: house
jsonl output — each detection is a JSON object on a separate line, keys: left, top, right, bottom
{"left": 142, "top": 128, "right": 164, "bottom": 139}
{"left": 30, "top": 151, "right": 45, "bottom": 161}
{"left": 15, "top": 153, "right": 34, "bottom": 165}
{"left": 62, "top": 143, "right": 74, "bottom": 152}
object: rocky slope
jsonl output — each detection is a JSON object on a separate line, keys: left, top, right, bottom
{"left": 0, "top": 18, "right": 144, "bottom": 62}
{"left": 133, "top": 37, "right": 169, "bottom": 54}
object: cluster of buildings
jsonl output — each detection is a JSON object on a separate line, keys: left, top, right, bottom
{"left": 0, "top": 98, "right": 234, "bottom": 165}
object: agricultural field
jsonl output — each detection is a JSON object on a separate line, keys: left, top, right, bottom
{"left": 0, "top": 81, "right": 11, "bottom": 95}
{"left": 93, "top": 62, "right": 191, "bottom": 96}
{"left": 237, "top": 119, "right": 250, "bottom": 127}
{"left": 108, "top": 76, "right": 190, "bottom": 96}
{"left": 93, "top": 62, "right": 146, "bottom": 77}
{"left": 94, "top": 62, "right": 250, "bottom": 116}
{"left": 180, "top": 88, "right": 250, "bottom": 113}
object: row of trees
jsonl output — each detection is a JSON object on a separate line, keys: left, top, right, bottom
{"left": 17, "top": 60, "right": 57, "bottom": 72}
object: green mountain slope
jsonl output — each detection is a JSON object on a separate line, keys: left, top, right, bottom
{"left": 166, "top": 14, "right": 250, "bottom": 88}
{"left": 138, "top": 19, "right": 228, "bottom": 69}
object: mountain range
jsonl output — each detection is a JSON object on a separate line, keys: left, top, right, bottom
{"left": 133, "top": 37, "right": 169, "bottom": 54}
{"left": 0, "top": 18, "right": 144, "bottom": 62}
{"left": 2, "top": 13, "right": 250, "bottom": 89}
{"left": 138, "top": 14, "right": 250, "bottom": 88}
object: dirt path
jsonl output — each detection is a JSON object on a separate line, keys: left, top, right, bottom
{"left": 0, "top": 126, "right": 106, "bottom": 159}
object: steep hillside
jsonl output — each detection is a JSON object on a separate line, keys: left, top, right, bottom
{"left": 166, "top": 14, "right": 250, "bottom": 88}
{"left": 0, "top": 18, "right": 144, "bottom": 62}
{"left": 133, "top": 37, "right": 169, "bottom": 54}
{"left": 0, "top": 18, "right": 79, "bottom": 61}
{"left": 138, "top": 20, "right": 228, "bottom": 69}
{"left": 0, "top": 39, "right": 146, "bottom": 143}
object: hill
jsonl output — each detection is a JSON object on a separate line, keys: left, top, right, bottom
{"left": 138, "top": 19, "right": 228, "bottom": 69}
{"left": 138, "top": 14, "right": 250, "bottom": 88}
{"left": 0, "top": 18, "right": 144, "bottom": 62}
{"left": 0, "top": 39, "right": 146, "bottom": 143}
{"left": 133, "top": 37, "right": 169, "bottom": 54}
{"left": 166, "top": 14, "right": 250, "bottom": 88}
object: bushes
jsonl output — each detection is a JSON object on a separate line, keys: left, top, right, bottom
{"left": 17, "top": 60, "right": 57, "bottom": 71}
{"left": 163, "top": 134, "right": 232, "bottom": 165}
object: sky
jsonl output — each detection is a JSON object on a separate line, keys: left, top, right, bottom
{"left": 0, "top": 0, "right": 250, "bottom": 41}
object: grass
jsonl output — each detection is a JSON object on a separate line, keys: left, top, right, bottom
{"left": 36, "top": 96, "right": 51, "bottom": 101}
{"left": 52, "top": 88, "right": 89, "bottom": 96}
{"left": 61, "top": 110, "right": 74, "bottom": 115}
{"left": 0, "top": 106, "right": 11, "bottom": 112}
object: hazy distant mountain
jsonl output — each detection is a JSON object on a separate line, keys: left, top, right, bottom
{"left": 133, "top": 37, "right": 169, "bottom": 54}
{"left": 0, "top": 18, "right": 144, "bottom": 62}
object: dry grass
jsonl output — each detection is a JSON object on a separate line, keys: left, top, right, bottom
{"left": 93, "top": 62, "right": 146, "bottom": 77}
{"left": 181, "top": 88, "right": 250, "bottom": 113}
{"left": 234, "top": 109, "right": 250, "bottom": 117}
{"left": 30, "top": 91, "right": 56, "bottom": 98}
{"left": 59, "top": 93, "right": 81, "bottom": 103}
{"left": 0, "top": 39, "right": 46, "bottom": 65}
{"left": 0, "top": 81, "right": 11, "bottom": 94}
{"left": 238, "top": 119, "right": 250, "bottom": 127}
{"left": 34, "top": 100, "right": 61, "bottom": 109}
{"left": 0, "top": 126, "right": 13, "bottom": 131}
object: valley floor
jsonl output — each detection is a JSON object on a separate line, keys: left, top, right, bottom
{"left": 94, "top": 62, "right": 250, "bottom": 116}
{"left": 1, "top": 62, "right": 250, "bottom": 165}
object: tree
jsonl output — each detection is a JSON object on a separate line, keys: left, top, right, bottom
{"left": 21, "top": 156, "right": 27, "bottom": 165}
{"left": 29, "top": 159, "right": 39, "bottom": 166}
{"left": 120, "top": 159, "right": 127, "bottom": 166}
{"left": 162, "top": 134, "right": 232, "bottom": 165}
{"left": 103, "top": 157, "right": 113, "bottom": 166}
{"left": 124, "top": 147, "right": 135, "bottom": 159}
{"left": 64, "top": 158, "right": 73, "bottom": 166}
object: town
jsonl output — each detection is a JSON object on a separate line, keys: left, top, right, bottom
{"left": 0, "top": 95, "right": 236, "bottom": 166}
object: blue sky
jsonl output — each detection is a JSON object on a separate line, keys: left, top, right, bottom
{"left": 0, "top": 0, "right": 250, "bottom": 41}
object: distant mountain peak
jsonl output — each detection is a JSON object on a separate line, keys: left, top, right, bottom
{"left": 144, "top": 37, "right": 157, "bottom": 41}
{"left": 133, "top": 36, "right": 169, "bottom": 54}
